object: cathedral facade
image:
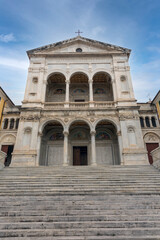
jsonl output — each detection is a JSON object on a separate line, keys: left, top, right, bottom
{"left": 0, "top": 36, "right": 160, "bottom": 166}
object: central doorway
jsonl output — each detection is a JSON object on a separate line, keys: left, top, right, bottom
{"left": 73, "top": 146, "right": 87, "bottom": 165}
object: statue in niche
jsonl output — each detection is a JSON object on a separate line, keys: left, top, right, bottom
{"left": 49, "top": 132, "right": 64, "bottom": 141}
{"left": 94, "top": 88, "right": 106, "bottom": 94}
{"left": 96, "top": 131, "right": 110, "bottom": 140}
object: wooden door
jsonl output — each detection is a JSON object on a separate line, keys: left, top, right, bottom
{"left": 73, "top": 147, "right": 81, "bottom": 165}
{"left": 146, "top": 143, "right": 159, "bottom": 164}
{"left": 80, "top": 147, "right": 87, "bottom": 165}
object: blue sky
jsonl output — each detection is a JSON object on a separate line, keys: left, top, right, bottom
{"left": 0, "top": 0, "right": 160, "bottom": 104}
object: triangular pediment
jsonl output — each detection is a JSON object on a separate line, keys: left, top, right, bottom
{"left": 27, "top": 36, "right": 131, "bottom": 56}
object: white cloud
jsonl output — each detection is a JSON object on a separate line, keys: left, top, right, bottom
{"left": 0, "top": 56, "right": 28, "bottom": 70}
{"left": 0, "top": 33, "right": 15, "bottom": 43}
{"left": 91, "top": 26, "right": 105, "bottom": 36}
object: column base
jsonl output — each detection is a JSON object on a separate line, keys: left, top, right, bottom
{"left": 91, "top": 162, "right": 97, "bottom": 166}
{"left": 63, "top": 163, "right": 69, "bottom": 166}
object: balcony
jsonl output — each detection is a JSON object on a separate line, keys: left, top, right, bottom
{"left": 44, "top": 101, "right": 115, "bottom": 110}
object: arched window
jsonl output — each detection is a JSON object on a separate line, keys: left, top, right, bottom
{"left": 16, "top": 119, "right": 20, "bottom": 129}
{"left": 140, "top": 117, "right": 144, "bottom": 128}
{"left": 151, "top": 117, "right": 156, "bottom": 127}
{"left": 3, "top": 119, "right": 8, "bottom": 129}
{"left": 145, "top": 117, "right": 150, "bottom": 127}
{"left": 10, "top": 119, "right": 14, "bottom": 129}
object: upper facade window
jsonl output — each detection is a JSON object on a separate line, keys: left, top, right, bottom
{"left": 76, "top": 48, "right": 82, "bottom": 52}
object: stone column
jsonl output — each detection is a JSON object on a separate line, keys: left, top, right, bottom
{"left": 144, "top": 116, "right": 147, "bottom": 128}
{"left": 63, "top": 131, "right": 69, "bottom": 166}
{"left": 90, "top": 131, "right": 97, "bottom": 166}
{"left": 89, "top": 79, "right": 94, "bottom": 107}
{"left": 65, "top": 80, "right": 70, "bottom": 108}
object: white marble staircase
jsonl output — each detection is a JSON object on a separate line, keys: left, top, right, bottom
{"left": 0, "top": 165, "right": 160, "bottom": 239}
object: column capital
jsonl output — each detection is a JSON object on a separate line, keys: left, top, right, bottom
{"left": 89, "top": 79, "right": 93, "bottom": 84}
{"left": 90, "top": 130, "right": 96, "bottom": 136}
{"left": 65, "top": 80, "right": 70, "bottom": 84}
{"left": 63, "top": 131, "right": 69, "bottom": 136}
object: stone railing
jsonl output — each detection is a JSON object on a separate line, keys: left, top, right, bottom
{"left": 151, "top": 147, "right": 160, "bottom": 170}
{"left": 0, "top": 151, "right": 6, "bottom": 170}
{"left": 44, "top": 101, "right": 115, "bottom": 110}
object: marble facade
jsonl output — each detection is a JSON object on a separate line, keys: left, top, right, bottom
{"left": 1, "top": 36, "right": 160, "bottom": 166}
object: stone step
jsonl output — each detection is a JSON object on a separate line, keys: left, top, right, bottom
{"left": 1, "top": 214, "right": 160, "bottom": 223}
{"left": 1, "top": 228, "right": 160, "bottom": 237}
{"left": 1, "top": 221, "right": 160, "bottom": 230}
{"left": 0, "top": 165, "right": 160, "bottom": 239}
{"left": 2, "top": 236, "right": 160, "bottom": 240}
{"left": 1, "top": 209, "right": 160, "bottom": 217}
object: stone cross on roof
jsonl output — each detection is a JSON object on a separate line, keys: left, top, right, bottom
{"left": 75, "top": 30, "right": 83, "bottom": 36}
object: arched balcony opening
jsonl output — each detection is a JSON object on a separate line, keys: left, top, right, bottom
{"left": 70, "top": 72, "right": 89, "bottom": 102}
{"left": 45, "top": 73, "right": 66, "bottom": 102}
{"left": 93, "top": 72, "right": 113, "bottom": 101}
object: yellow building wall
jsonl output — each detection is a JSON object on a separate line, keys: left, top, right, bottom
{"left": 0, "top": 97, "right": 5, "bottom": 129}
{"left": 156, "top": 102, "right": 160, "bottom": 120}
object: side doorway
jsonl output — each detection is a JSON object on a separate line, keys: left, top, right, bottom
{"left": 146, "top": 143, "right": 159, "bottom": 164}
{"left": 1, "top": 145, "right": 14, "bottom": 166}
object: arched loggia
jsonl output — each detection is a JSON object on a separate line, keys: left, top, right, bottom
{"left": 68, "top": 120, "right": 91, "bottom": 165}
{"left": 95, "top": 120, "right": 120, "bottom": 165}
{"left": 70, "top": 72, "right": 89, "bottom": 102}
{"left": 39, "top": 120, "right": 64, "bottom": 166}
{"left": 93, "top": 72, "right": 113, "bottom": 101}
{"left": 45, "top": 73, "right": 66, "bottom": 102}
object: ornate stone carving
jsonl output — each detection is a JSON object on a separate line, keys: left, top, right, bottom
{"left": 119, "top": 113, "right": 139, "bottom": 121}
{"left": 90, "top": 118, "right": 95, "bottom": 122}
{"left": 64, "top": 118, "right": 69, "bottom": 123}
{"left": 20, "top": 115, "right": 40, "bottom": 122}
{"left": 144, "top": 133, "right": 159, "bottom": 143}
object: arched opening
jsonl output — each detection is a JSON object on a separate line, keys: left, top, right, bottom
{"left": 144, "top": 132, "right": 159, "bottom": 164}
{"left": 45, "top": 73, "right": 66, "bottom": 102}
{"left": 93, "top": 72, "right": 113, "bottom": 101}
{"left": 39, "top": 121, "right": 64, "bottom": 166}
{"left": 95, "top": 120, "right": 120, "bottom": 165}
{"left": 3, "top": 119, "right": 8, "bottom": 129}
{"left": 151, "top": 117, "right": 156, "bottom": 127}
{"left": 9, "top": 118, "right": 15, "bottom": 129}
{"left": 140, "top": 117, "right": 144, "bottom": 128}
{"left": 15, "top": 119, "right": 19, "bottom": 129}
{"left": 0, "top": 134, "right": 16, "bottom": 167}
{"left": 69, "top": 120, "right": 91, "bottom": 165}
{"left": 70, "top": 72, "right": 89, "bottom": 102}
{"left": 145, "top": 117, "right": 150, "bottom": 127}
